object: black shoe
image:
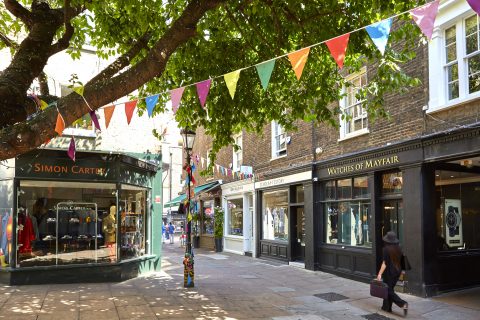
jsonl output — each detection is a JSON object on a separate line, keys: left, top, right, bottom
{"left": 381, "top": 306, "right": 392, "bottom": 313}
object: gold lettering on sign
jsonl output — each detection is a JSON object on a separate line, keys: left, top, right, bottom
{"left": 327, "top": 155, "right": 399, "bottom": 175}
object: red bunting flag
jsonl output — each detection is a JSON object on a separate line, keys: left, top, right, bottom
{"left": 124, "top": 100, "right": 137, "bottom": 125}
{"left": 54, "top": 113, "right": 65, "bottom": 136}
{"left": 104, "top": 105, "right": 115, "bottom": 129}
{"left": 325, "top": 33, "right": 350, "bottom": 69}
{"left": 288, "top": 47, "right": 310, "bottom": 80}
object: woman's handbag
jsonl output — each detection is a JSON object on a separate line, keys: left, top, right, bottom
{"left": 401, "top": 255, "right": 412, "bottom": 271}
{"left": 370, "top": 279, "right": 388, "bottom": 299}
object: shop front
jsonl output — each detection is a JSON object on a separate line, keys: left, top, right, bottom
{"left": 314, "top": 127, "right": 480, "bottom": 297}
{"left": 221, "top": 179, "right": 255, "bottom": 256}
{"left": 0, "top": 149, "right": 160, "bottom": 285}
{"left": 254, "top": 167, "right": 314, "bottom": 268}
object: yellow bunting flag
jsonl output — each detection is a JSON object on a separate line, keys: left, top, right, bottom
{"left": 224, "top": 70, "right": 241, "bottom": 99}
{"left": 54, "top": 113, "right": 65, "bottom": 136}
{"left": 104, "top": 105, "right": 115, "bottom": 129}
{"left": 188, "top": 213, "right": 192, "bottom": 222}
{"left": 40, "top": 100, "right": 48, "bottom": 110}
{"left": 72, "top": 86, "right": 84, "bottom": 96}
{"left": 288, "top": 47, "right": 310, "bottom": 80}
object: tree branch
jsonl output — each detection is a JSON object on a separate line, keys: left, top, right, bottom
{"left": 0, "top": 31, "right": 18, "bottom": 48}
{"left": 49, "top": 0, "right": 79, "bottom": 55}
{"left": 4, "top": 0, "right": 33, "bottom": 28}
{"left": 38, "top": 71, "right": 49, "bottom": 95}
{"left": 224, "top": 7, "right": 260, "bottom": 56}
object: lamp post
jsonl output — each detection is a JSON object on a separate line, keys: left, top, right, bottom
{"left": 181, "top": 128, "right": 196, "bottom": 288}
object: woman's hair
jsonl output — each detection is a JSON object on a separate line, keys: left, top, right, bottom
{"left": 385, "top": 244, "right": 402, "bottom": 270}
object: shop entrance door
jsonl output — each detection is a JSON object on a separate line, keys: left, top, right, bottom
{"left": 381, "top": 200, "right": 404, "bottom": 245}
{"left": 290, "top": 206, "right": 305, "bottom": 262}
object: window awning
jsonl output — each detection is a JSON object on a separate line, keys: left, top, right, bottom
{"left": 164, "top": 181, "right": 220, "bottom": 208}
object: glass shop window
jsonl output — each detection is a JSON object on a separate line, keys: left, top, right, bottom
{"left": 262, "top": 190, "right": 289, "bottom": 241}
{"left": 382, "top": 171, "right": 403, "bottom": 194}
{"left": 227, "top": 198, "right": 243, "bottom": 236}
{"left": 435, "top": 166, "right": 480, "bottom": 252}
{"left": 120, "top": 186, "right": 147, "bottom": 260}
{"left": 17, "top": 180, "right": 117, "bottom": 267}
{"left": 294, "top": 185, "right": 304, "bottom": 203}
{"left": 324, "top": 177, "right": 372, "bottom": 247}
{"left": 202, "top": 200, "right": 214, "bottom": 235}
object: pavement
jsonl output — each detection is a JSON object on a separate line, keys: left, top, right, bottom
{"left": 0, "top": 244, "right": 479, "bottom": 320}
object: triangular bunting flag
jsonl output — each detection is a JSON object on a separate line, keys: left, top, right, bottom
{"left": 125, "top": 100, "right": 137, "bottom": 125}
{"left": 145, "top": 94, "right": 159, "bottom": 117}
{"left": 410, "top": 0, "right": 440, "bottom": 40}
{"left": 104, "top": 105, "right": 115, "bottom": 129}
{"left": 366, "top": 18, "right": 393, "bottom": 55}
{"left": 256, "top": 60, "right": 276, "bottom": 90}
{"left": 325, "top": 33, "right": 350, "bottom": 69}
{"left": 171, "top": 87, "right": 185, "bottom": 114}
{"left": 187, "top": 212, "right": 192, "bottom": 222}
{"left": 288, "top": 47, "right": 310, "bottom": 80}
{"left": 67, "top": 137, "right": 76, "bottom": 161}
{"left": 54, "top": 113, "right": 65, "bottom": 136}
{"left": 224, "top": 70, "right": 241, "bottom": 99}
{"left": 40, "top": 100, "right": 48, "bottom": 110}
{"left": 72, "top": 86, "right": 84, "bottom": 96}
{"left": 89, "top": 111, "right": 101, "bottom": 131}
{"left": 196, "top": 79, "right": 212, "bottom": 108}
{"left": 467, "top": 0, "right": 480, "bottom": 16}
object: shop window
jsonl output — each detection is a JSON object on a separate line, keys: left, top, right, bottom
{"left": 227, "top": 198, "right": 243, "bottom": 236}
{"left": 382, "top": 171, "right": 403, "bottom": 194}
{"left": 435, "top": 168, "right": 480, "bottom": 251}
{"left": 0, "top": 208, "right": 13, "bottom": 268}
{"left": 120, "top": 185, "right": 147, "bottom": 260}
{"left": 294, "top": 185, "right": 304, "bottom": 203}
{"left": 323, "top": 177, "right": 371, "bottom": 247}
{"left": 202, "top": 200, "right": 214, "bottom": 235}
{"left": 16, "top": 181, "right": 117, "bottom": 267}
{"left": 262, "top": 190, "right": 288, "bottom": 241}
{"left": 232, "top": 134, "right": 242, "bottom": 172}
{"left": 325, "top": 181, "right": 336, "bottom": 200}
{"left": 339, "top": 68, "right": 368, "bottom": 140}
{"left": 271, "top": 121, "right": 287, "bottom": 158}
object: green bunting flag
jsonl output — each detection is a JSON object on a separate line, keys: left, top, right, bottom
{"left": 72, "top": 86, "right": 84, "bottom": 96}
{"left": 255, "top": 60, "right": 276, "bottom": 90}
{"left": 224, "top": 70, "right": 241, "bottom": 99}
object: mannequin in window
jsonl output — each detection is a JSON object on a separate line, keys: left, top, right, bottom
{"left": 103, "top": 202, "right": 116, "bottom": 246}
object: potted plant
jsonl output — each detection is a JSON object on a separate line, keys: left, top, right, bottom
{"left": 213, "top": 207, "right": 224, "bottom": 252}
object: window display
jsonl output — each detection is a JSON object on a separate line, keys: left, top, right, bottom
{"left": 16, "top": 180, "right": 117, "bottom": 267}
{"left": 227, "top": 198, "right": 243, "bottom": 236}
{"left": 435, "top": 169, "right": 480, "bottom": 251}
{"left": 202, "top": 200, "right": 214, "bottom": 235}
{"left": 120, "top": 186, "right": 147, "bottom": 260}
{"left": 324, "top": 177, "right": 371, "bottom": 247}
{"left": 0, "top": 208, "right": 13, "bottom": 267}
{"left": 263, "top": 190, "right": 288, "bottom": 241}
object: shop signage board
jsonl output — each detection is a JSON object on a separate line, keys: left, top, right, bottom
{"left": 222, "top": 180, "right": 254, "bottom": 196}
{"left": 325, "top": 155, "right": 400, "bottom": 176}
{"left": 255, "top": 171, "right": 312, "bottom": 189}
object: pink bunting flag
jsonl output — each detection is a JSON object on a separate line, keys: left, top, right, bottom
{"left": 124, "top": 100, "right": 137, "bottom": 125}
{"left": 171, "top": 87, "right": 185, "bottom": 114}
{"left": 89, "top": 111, "right": 101, "bottom": 131}
{"left": 68, "top": 137, "right": 76, "bottom": 161}
{"left": 196, "top": 79, "right": 212, "bottom": 108}
{"left": 325, "top": 33, "right": 350, "bottom": 69}
{"left": 410, "top": 0, "right": 440, "bottom": 40}
{"left": 467, "top": 0, "right": 480, "bottom": 16}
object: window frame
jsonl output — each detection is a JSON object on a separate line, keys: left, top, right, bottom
{"left": 232, "top": 134, "right": 243, "bottom": 172}
{"left": 338, "top": 67, "right": 369, "bottom": 141}
{"left": 271, "top": 121, "right": 287, "bottom": 159}
{"left": 226, "top": 196, "right": 244, "bottom": 237}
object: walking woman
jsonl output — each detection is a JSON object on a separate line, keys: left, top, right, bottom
{"left": 376, "top": 231, "right": 408, "bottom": 316}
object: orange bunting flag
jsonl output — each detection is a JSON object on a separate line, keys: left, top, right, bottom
{"left": 325, "top": 33, "right": 350, "bottom": 69}
{"left": 54, "top": 113, "right": 65, "bottom": 136}
{"left": 288, "top": 47, "right": 310, "bottom": 80}
{"left": 124, "top": 100, "right": 137, "bottom": 125}
{"left": 104, "top": 105, "right": 115, "bottom": 129}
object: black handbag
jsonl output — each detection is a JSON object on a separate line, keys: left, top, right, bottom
{"left": 401, "top": 255, "right": 412, "bottom": 271}
{"left": 370, "top": 279, "right": 388, "bottom": 299}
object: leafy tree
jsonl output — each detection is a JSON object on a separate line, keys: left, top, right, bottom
{"left": 0, "top": 0, "right": 422, "bottom": 161}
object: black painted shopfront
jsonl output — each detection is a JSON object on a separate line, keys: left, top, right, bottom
{"left": 313, "top": 127, "right": 480, "bottom": 297}
{"left": 0, "top": 149, "right": 159, "bottom": 285}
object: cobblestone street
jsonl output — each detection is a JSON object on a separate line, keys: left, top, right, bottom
{"left": 0, "top": 244, "right": 478, "bottom": 320}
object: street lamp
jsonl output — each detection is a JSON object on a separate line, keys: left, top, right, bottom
{"left": 181, "top": 128, "right": 196, "bottom": 288}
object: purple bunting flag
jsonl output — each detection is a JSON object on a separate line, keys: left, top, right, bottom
{"left": 410, "top": 0, "right": 440, "bottom": 40}
{"left": 89, "top": 111, "right": 101, "bottom": 131}
{"left": 68, "top": 137, "right": 76, "bottom": 161}
{"left": 468, "top": 0, "right": 480, "bottom": 16}
{"left": 196, "top": 79, "right": 212, "bottom": 108}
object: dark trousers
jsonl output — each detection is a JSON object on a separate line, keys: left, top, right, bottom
{"left": 382, "top": 276, "right": 406, "bottom": 312}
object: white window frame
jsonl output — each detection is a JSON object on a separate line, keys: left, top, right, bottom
{"left": 271, "top": 121, "right": 287, "bottom": 159}
{"left": 232, "top": 134, "right": 243, "bottom": 172}
{"left": 206, "top": 149, "right": 212, "bottom": 168}
{"left": 428, "top": 1, "right": 480, "bottom": 113}
{"left": 225, "top": 196, "right": 244, "bottom": 237}
{"left": 338, "top": 67, "right": 369, "bottom": 141}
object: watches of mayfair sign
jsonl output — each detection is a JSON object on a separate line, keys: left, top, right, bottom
{"left": 327, "top": 155, "right": 399, "bottom": 175}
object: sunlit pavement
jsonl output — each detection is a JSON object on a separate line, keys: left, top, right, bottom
{"left": 0, "top": 244, "right": 479, "bottom": 320}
